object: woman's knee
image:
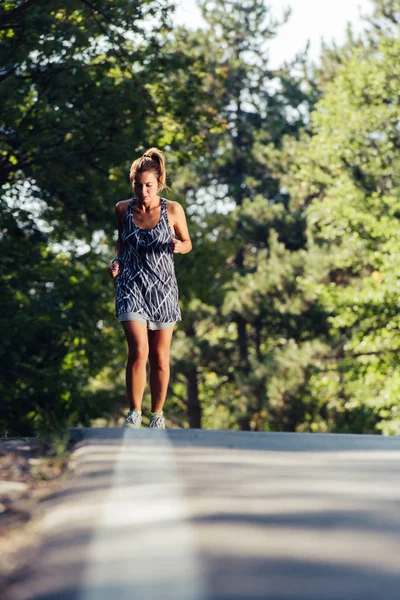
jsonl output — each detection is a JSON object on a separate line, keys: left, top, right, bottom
{"left": 149, "top": 351, "right": 170, "bottom": 371}
{"left": 128, "top": 344, "right": 149, "bottom": 363}
{"left": 122, "top": 321, "right": 149, "bottom": 363}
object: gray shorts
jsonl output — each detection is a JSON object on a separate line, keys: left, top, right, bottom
{"left": 118, "top": 312, "right": 176, "bottom": 331}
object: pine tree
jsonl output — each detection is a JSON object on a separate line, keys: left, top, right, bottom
{"left": 279, "top": 0, "right": 400, "bottom": 434}
{"left": 169, "top": 0, "right": 319, "bottom": 430}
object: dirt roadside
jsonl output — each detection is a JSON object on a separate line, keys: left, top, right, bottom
{"left": 0, "top": 437, "right": 75, "bottom": 595}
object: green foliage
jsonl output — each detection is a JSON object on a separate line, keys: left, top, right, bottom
{"left": 0, "top": 0, "right": 214, "bottom": 435}
{"left": 0, "top": 195, "right": 119, "bottom": 434}
{"left": 281, "top": 21, "right": 400, "bottom": 434}
{"left": 0, "top": 0, "right": 217, "bottom": 238}
{"left": 166, "top": 0, "right": 318, "bottom": 430}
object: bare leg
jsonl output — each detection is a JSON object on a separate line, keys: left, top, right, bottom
{"left": 121, "top": 321, "right": 149, "bottom": 411}
{"left": 148, "top": 327, "right": 175, "bottom": 413}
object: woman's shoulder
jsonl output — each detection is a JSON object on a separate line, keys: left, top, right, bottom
{"left": 165, "top": 198, "right": 184, "bottom": 214}
{"left": 115, "top": 198, "right": 133, "bottom": 214}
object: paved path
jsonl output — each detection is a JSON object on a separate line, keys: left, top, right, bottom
{"left": 7, "top": 429, "right": 400, "bottom": 600}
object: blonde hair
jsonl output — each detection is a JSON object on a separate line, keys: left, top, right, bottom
{"left": 129, "top": 147, "right": 167, "bottom": 190}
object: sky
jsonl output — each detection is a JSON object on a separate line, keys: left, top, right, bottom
{"left": 173, "top": 0, "right": 375, "bottom": 68}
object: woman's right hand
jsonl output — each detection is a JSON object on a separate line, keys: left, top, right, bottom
{"left": 108, "top": 260, "right": 120, "bottom": 279}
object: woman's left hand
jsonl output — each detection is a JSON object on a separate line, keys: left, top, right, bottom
{"left": 171, "top": 237, "right": 183, "bottom": 253}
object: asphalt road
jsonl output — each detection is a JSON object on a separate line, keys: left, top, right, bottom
{"left": 7, "top": 428, "right": 400, "bottom": 600}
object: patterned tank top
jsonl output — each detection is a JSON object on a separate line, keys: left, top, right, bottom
{"left": 115, "top": 197, "right": 181, "bottom": 323}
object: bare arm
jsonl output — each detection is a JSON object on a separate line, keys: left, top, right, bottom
{"left": 108, "top": 202, "right": 125, "bottom": 278}
{"left": 115, "top": 203, "right": 124, "bottom": 256}
{"left": 170, "top": 202, "right": 192, "bottom": 255}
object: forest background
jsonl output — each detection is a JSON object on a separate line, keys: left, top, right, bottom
{"left": 2, "top": 0, "right": 400, "bottom": 436}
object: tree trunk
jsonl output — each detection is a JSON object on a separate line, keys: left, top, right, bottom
{"left": 254, "top": 317, "right": 266, "bottom": 412}
{"left": 234, "top": 246, "right": 249, "bottom": 367}
{"left": 186, "top": 364, "right": 201, "bottom": 429}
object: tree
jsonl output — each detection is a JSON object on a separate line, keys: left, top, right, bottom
{"left": 280, "top": 8, "right": 400, "bottom": 434}
{"left": 0, "top": 0, "right": 218, "bottom": 434}
{"left": 166, "top": 0, "right": 322, "bottom": 430}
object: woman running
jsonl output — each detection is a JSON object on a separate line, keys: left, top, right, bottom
{"left": 108, "top": 148, "right": 192, "bottom": 428}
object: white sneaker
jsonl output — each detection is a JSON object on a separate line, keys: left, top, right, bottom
{"left": 124, "top": 409, "right": 142, "bottom": 429}
{"left": 149, "top": 413, "right": 165, "bottom": 429}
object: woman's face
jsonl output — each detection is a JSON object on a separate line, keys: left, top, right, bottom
{"left": 133, "top": 171, "right": 159, "bottom": 203}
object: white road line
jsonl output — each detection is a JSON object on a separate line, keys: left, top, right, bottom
{"left": 79, "top": 429, "right": 207, "bottom": 600}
